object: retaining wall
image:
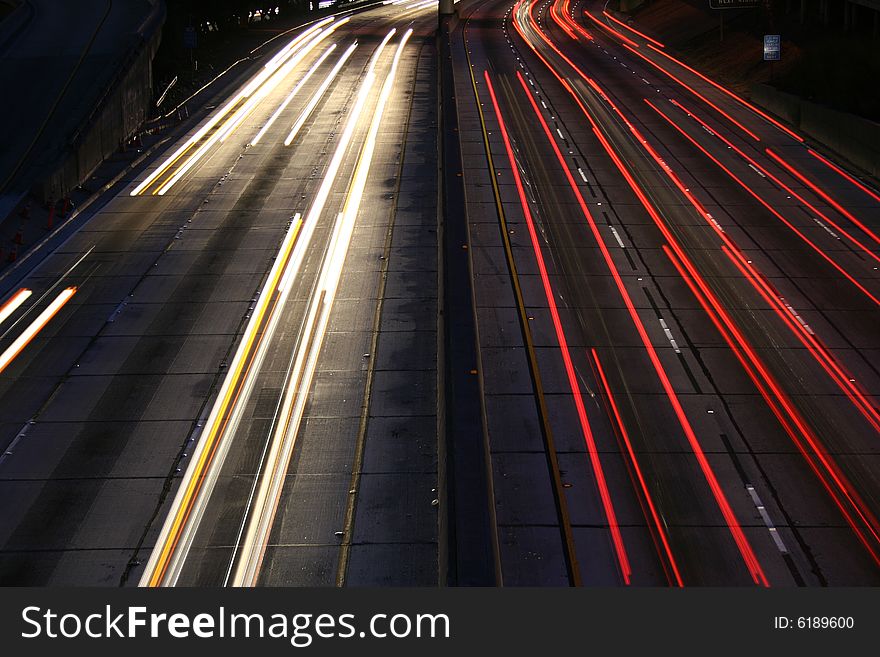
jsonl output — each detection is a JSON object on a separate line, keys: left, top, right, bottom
{"left": 40, "top": 1, "right": 165, "bottom": 202}
{"left": 751, "top": 83, "right": 880, "bottom": 178}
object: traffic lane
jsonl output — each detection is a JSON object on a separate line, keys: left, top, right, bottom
{"left": 150, "top": 25, "right": 424, "bottom": 588}
{"left": 0, "top": 13, "right": 392, "bottom": 584}
{"left": 508, "top": 25, "right": 872, "bottom": 426}
{"left": 0, "top": 31, "right": 329, "bottom": 452}
{"left": 0, "top": 9, "right": 388, "bottom": 435}
{"left": 573, "top": 1, "right": 880, "bottom": 236}
{"left": 559, "top": 72, "right": 880, "bottom": 576}
{"left": 562, "top": 63, "right": 880, "bottom": 455}
{"left": 465, "top": 0, "right": 684, "bottom": 586}
{"left": 169, "top": 39, "right": 400, "bottom": 585}
{"left": 298, "top": 36, "right": 439, "bottom": 588}
{"left": 540, "top": 14, "right": 880, "bottom": 310}
{"left": 508, "top": 11, "right": 880, "bottom": 456}
{"left": 452, "top": 38, "right": 577, "bottom": 585}
{"left": 487, "top": 101, "right": 867, "bottom": 585}
{"left": 165, "top": 23, "right": 438, "bottom": 586}
{"left": 576, "top": 0, "right": 793, "bottom": 150}
{"left": 465, "top": 12, "right": 781, "bottom": 584}
{"left": 512, "top": 5, "right": 880, "bottom": 580}
{"left": 257, "top": 21, "right": 439, "bottom": 588}
{"left": 468, "top": 0, "right": 880, "bottom": 584}
{"left": 260, "top": 28, "right": 438, "bottom": 588}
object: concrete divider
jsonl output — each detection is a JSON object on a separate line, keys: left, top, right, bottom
{"left": 39, "top": 1, "right": 166, "bottom": 203}
{"left": 751, "top": 82, "right": 880, "bottom": 178}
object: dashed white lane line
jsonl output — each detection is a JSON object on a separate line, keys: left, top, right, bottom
{"left": 747, "top": 484, "right": 789, "bottom": 554}
{"left": 780, "top": 297, "right": 815, "bottom": 335}
{"left": 658, "top": 317, "right": 681, "bottom": 353}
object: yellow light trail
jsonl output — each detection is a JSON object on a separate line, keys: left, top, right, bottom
{"left": 230, "top": 28, "right": 413, "bottom": 587}
{"left": 139, "top": 214, "right": 303, "bottom": 587}
{"left": 154, "top": 20, "right": 351, "bottom": 196}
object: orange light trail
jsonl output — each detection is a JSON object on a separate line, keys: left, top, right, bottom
{"left": 0, "top": 287, "right": 76, "bottom": 375}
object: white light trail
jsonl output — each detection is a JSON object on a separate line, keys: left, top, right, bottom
{"left": 249, "top": 44, "right": 338, "bottom": 146}
{"left": 154, "top": 23, "right": 351, "bottom": 196}
{"left": 140, "top": 29, "right": 399, "bottom": 588}
{"left": 231, "top": 29, "right": 411, "bottom": 586}
{"left": 284, "top": 42, "right": 358, "bottom": 147}
{"left": 131, "top": 18, "right": 337, "bottom": 196}
{"left": 218, "top": 19, "right": 351, "bottom": 143}
{"left": 0, "top": 289, "right": 32, "bottom": 329}
{"left": 0, "top": 287, "right": 76, "bottom": 374}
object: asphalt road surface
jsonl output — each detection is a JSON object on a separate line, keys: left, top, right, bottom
{"left": 1, "top": 0, "right": 879, "bottom": 588}
{"left": 0, "top": 1, "right": 440, "bottom": 586}
{"left": 451, "top": 0, "right": 880, "bottom": 586}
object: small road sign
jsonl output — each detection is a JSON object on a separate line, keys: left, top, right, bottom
{"left": 763, "top": 34, "right": 781, "bottom": 61}
{"left": 183, "top": 26, "right": 197, "bottom": 50}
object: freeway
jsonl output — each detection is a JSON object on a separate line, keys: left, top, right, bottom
{"left": 1, "top": 0, "right": 879, "bottom": 589}
{"left": 450, "top": 0, "right": 880, "bottom": 585}
{"left": 0, "top": 1, "right": 440, "bottom": 586}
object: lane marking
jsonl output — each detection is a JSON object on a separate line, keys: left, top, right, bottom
{"left": 658, "top": 317, "right": 681, "bottom": 353}
{"left": 747, "top": 485, "right": 789, "bottom": 554}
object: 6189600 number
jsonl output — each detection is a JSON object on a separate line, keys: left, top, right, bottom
{"left": 797, "top": 617, "right": 854, "bottom": 629}
{"left": 774, "top": 616, "right": 854, "bottom": 630}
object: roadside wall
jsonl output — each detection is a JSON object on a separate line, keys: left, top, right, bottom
{"left": 40, "top": 1, "right": 165, "bottom": 202}
{"left": 751, "top": 83, "right": 880, "bottom": 178}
